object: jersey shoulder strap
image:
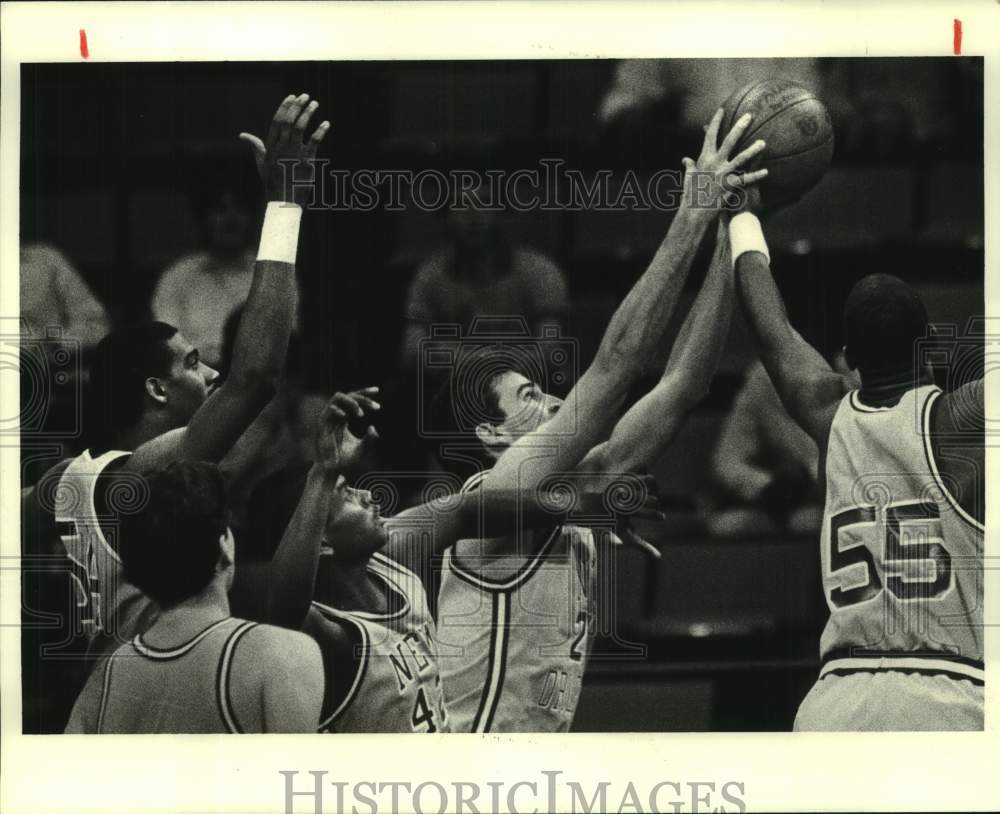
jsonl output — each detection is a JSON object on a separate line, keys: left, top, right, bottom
{"left": 311, "top": 602, "right": 369, "bottom": 731}
{"left": 217, "top": 620, "right": 259, "bottom": 734}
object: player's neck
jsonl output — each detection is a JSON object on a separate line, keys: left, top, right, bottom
{"left": 324, "top": 560, "right": 386, "bottom": 615}
{"left": 119, "top": 411, "right": 180, "bottom": 451}
{"left": 859, "top": 367, "right": 934, "bottom": 408}
{"left": 146, "top": 580, "right": 231, "bottom": 643}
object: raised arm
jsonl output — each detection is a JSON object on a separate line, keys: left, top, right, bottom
{"left": 486, "top": 110, "right": 767, "bottom": 492}
{"left": 258, "top": 391, "right": 379, "bottom": 629}
{"left": 582, "top": 219, "right": 735, "bottom": 475}
{"left": 129, "top": 94, "right": 330, "bottom": 471}
{"left": 731, "top": 212, "right": 851, "bottom": 448}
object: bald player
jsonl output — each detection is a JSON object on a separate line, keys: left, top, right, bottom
{"left": 730, "top": 207, "right": 984, "bottom": 730}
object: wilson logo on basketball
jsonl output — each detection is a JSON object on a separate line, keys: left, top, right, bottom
{"left": 795, "top": 115, "right": 820, "bottom": 137}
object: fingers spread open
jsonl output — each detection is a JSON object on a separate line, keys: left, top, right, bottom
{"left": 701, "top": 108, "right": 724, "bottom": 154}
{"left": 717, "top": 112, "right": 753, "bottom": 159}
{"left": 727, "top": 138, "right": 766, "bottom": 171}
{"left": 623, "top": 529, "right": 662, "bottom": 559}
{"left": 267, "top": 94, "right": 295, "bottom": 145}
{"left": 293, "top": 100, "right": 319, "bottom": 139}
{"left": 309, "top": 120, "right": 331, "bottom": 147}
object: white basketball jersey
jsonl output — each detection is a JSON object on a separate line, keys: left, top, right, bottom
{"left": 819, "top": 385, "right": 983, "bottom": 685}
{"left": 65, "top": 616, "right": 257, "bottom": 733}
{"left": 436, "top": 472, "right": 598, "bottom": 733}
{"left": 312, "top": 552, "right": 449, "bottom": 733}
{"left": 54, "top": 449, "right": 158, "bottom": 659}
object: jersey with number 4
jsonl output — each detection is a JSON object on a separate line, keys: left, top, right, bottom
{"left": 55, "top": 449, "right": 158, "bottom": 661}
{"left": 312, "top": 552, "right": 449, "bottom": 733}
{"left": 819, "top": 385, "right": 983, "bottom": 684}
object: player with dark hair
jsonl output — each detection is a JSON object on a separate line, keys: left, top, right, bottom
{"left": 64, "top": 461, "right": 323, "bottom": 733}
{"left": 729, "top": 205, "right": 984, "bottom": 730}
{"left": 21, "top": 92, "right": 329, "bottom": 732}
{"left": 432, "top": 111, "right": 767, "bottom": 732}
{"left": 246, "top": 391, "right": 660, "bottom": 733}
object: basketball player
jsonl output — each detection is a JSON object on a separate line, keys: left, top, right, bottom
{"left": 433, "top": 111, "right": 766, "bottom": 732}
{"left": 21, "top": 92, "right": 328, "bottom": 731}
{"left": 728, "top": 207, "right": 984, "bottom": 730}
{"left": 64, "top": 461, "right": 324, "bottom": 733}
{"left": 254, "top": 392, "right": 662, "bottom": 733}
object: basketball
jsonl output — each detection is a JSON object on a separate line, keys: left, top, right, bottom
{"left": 719, "top": 78, "right": 834, "bottom": 209}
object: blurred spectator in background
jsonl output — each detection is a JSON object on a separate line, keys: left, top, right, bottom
{"left": 20, "top": 242, "right": 110, "bottom": 482}
{"left": 701, "top": 353, "right": 860, "bottom": 537}
{"left": 699, "top": 359, "right": 822, "bottom": 538}
{"left": 400, "top": 183, "right": 570, "bottom": 371}
{"left": 151, "top": 164, "right": 260, "bottom": 368}
{"left": 600, "top": 58, "right": 820, "bottom": 128}
{"left": 20, "top": 242, "right": 109, "bottom": 349}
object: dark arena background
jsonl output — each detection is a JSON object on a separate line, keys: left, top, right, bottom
{"left": 20, "top": 57, "right": 983, "bottom": 732}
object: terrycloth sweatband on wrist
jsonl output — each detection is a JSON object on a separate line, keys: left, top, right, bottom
{"left": 729, "top": 212, "right": 770, "bottom": 268}
{"left": 257, "top": 202, "right": 303, "bottom": 264}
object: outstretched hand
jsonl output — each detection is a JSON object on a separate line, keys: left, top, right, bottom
{"left": 313, "top": 388, "right": 380, "bottom": 478}
{"left": 681, "top": 108, "right": 769, "bottom": 222}
{"left": 548, "top": 472, "right": 666, "bottom": 559}
{"left": 240, "top": 93, "right": 331, "bottom": 205}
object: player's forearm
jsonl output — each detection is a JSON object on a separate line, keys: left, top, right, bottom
{"left": 267, "top": 464, "right": 336, "bottom": 629}
{"left": 592, "top": 207, "right": 710, "bottom": 383}
{"left": 601, "top": 233, "right": 733, "bottom": 472}
{"left": 227, "top": 258, "right": 298, "bottom": 391}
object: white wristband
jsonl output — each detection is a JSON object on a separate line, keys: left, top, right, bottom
{"left": 728, "top": 212, "right": 770, "bottom": 268}
{"left": 257, "top": 201, "right": 303, "bottom": 264}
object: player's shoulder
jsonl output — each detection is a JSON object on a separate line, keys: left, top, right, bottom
{"left": 511, "top": 246, "right": 565, "bottom": 278}
{"left": 240, "top": 620, "right": 318, "bottom": 656}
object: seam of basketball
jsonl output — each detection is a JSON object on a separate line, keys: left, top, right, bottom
{"left": 759, "top": 133, "right": 835, "bottom": 164}
{"left": 742, "top": 94, "right": 825, "bottom": 147}
{"left": 729, "top": 79, "right": 768, "bottom": 135}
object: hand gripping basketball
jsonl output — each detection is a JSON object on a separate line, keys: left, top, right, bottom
{"left": 681, "top": 108, "right": 769, "bottom": 221}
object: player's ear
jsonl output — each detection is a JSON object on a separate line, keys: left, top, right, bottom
{"left": 145, "top": 376, "right": 169, "bottom": 405}
{"left": 842, "top": 345, "right": 856, "bottom": 372}
{"left": 217, "top": 527, "right": 235, "bottom": 570}
{"left": 475, "top": 421, "right": 505, "bottom": 450}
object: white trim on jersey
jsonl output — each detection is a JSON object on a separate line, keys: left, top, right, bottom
{"left": 311, "top": 603, "right": 371, "bottom": 731}
{"left": 58, "top": 449, "right": 132, "bottom": 566}
{"left": 820, "top": 655, "right": 984, "bottom": 686}
{"left": 218, "top": 621, "right": 257, "bottom": 734}
{"left": 132, "top": 617, "right": 232, "bottom": 660}
{"left": 96, "top": 656, "right": 115, "bottom": 734}
{"left": 920, "top": 389, "right": 985, "bottom": 533}
{"left": 848, "top": 391, "right": 893, "bottom": 413}
{"left": 471, "top": 591, "right": 511, "bottom": 733}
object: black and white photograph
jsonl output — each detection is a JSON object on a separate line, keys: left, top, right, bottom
{"left": 1, "top": 3, "right": 997, "bottom": 814}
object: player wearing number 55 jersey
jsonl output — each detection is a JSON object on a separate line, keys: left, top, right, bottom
{"left": 731, "top": 210, "right": 983, "bottom": 730}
